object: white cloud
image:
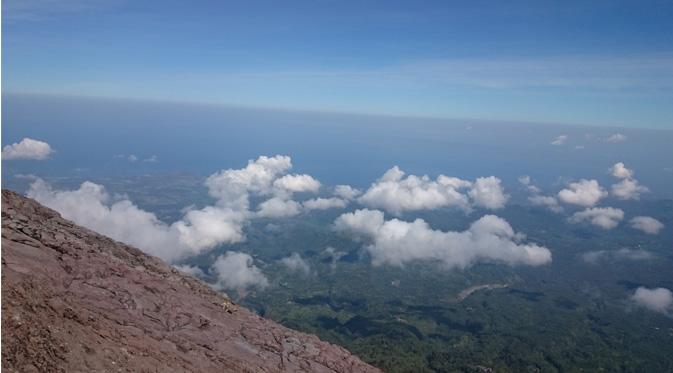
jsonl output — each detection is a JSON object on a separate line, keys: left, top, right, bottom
{"left": 518, "top": 175, "right": 540, "bottom": 193}
{"left": 323, "top": 246, "right": 347, "bottom": 272}
{"left": 569, "top": 207, "right": 624, "bottom": 229}
{"left": 257, "top": 197, "right": 302, "bottom": 218}
{"left": 27, "top": 179, "right": 246, "bottom": 263}
{"left": 609, "top": 162, "right": 634, "bottom": 179}
{"left": 334, "top": 209, "right": 551, "bottom": 269}
{"left": 558, "top": 179, "right": 607, "bottom": 207}
{"left": 550, "top": 135, "right": 568, "bottom": 145}
{"left": 204, "top": 155, "right": 293, "bottom": 210}
{"left": 334, "top": 185, "right": 361, "bottom": 200}
{"left": 26, "top": 155, "right": 327, "bottom": 264}
{"left": 280, "top": 253, "right": 311, "bottom": 275}
{"left": 611, "top": 178, "right": 649, "bottom": 200}
{"left": 581, "top": 248, "right": 654, "bottom": 263}
{"left": 528, "top": 195, "right": 563, "bottom": 213}
{"left": 273, "top": 174, "right": 321, "bottom": 194}
{"left": 520, "top": 176, "right": 562, "bottom": 212}
{"left": 127, "top": 154, "right": 139, "bottom": 162}
{"left": 358, "top": 166, "right": 471, "bottom": 214}
{"left": 605, "top": 133, "right": 627, "bottom": 143}
{"left": 303, "top": 197, "right": 348, "bottom": 211}
{"left": 358, "top": 166, "right": 507, "bottom": 215}
{"left": 630, "top": 216, "right": 664, "bottom": 235}
{"left": 2, "top": 138, "right": 53, "bottom": 160}
{"left": 143, "top": 155, "right": 158, "bottom": 162}
{"left": 468, "top": 176, "right": 509, "bottom": 209}
{"left": 211, "top": 252, "right": 268, "bottom": 291}
{"left": 173, "top": 264, "right": 206, "bottom": 277}
{"left": 172, "top": 206, "right": 247, "bottom": 252}
{"left": 632, "top": 287, "right": 673, "bottom": 315}
{"left": 608, "top": 162, "right": 648, "bottom": 200}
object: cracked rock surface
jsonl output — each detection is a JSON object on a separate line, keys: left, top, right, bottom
{"left": 1, "top": 190, "right": 381, "bottom": 373}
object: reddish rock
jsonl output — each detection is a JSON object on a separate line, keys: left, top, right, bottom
{"left": 1, "top": 189, "right": 381, "bottom": 373}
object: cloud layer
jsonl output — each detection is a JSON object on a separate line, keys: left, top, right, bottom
{"left": 334, "top": 209, "right": 551, "bottom": 269}
{"left": 2, "top": 138, "right": 53, "bottom": 160}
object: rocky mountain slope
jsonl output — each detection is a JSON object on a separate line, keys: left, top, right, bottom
{"left": 1, "top": 189, "right": 381, "bottom": 373}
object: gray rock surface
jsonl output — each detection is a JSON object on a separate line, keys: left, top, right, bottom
{"left": 1, "top": 189, "right": 381, "bottom": 373}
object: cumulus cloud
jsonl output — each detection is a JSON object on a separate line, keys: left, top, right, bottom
{"left": 27, "top": 155, "right": 325, "bottom": 263}
{"left": 2, "top": 138, "right": 53, "bottom": 160}
{"left": 211, "top": 252, "right": 268, "bottom": 291}
{"left": 608, "top": 162, "right": 648, "bottom": 200}
{"left": 303, "top": 197, "right": 348, "bottom": 211}
{"left": 323, "top": 246, "right": 347, "bottom": 272}
{"left": 143, "top": 155, "right": 158, "bottom": 162}
{"left": 605, "top": 133, "right": 627, "bottom": 143}
{"left": 519, "top": 176, "right": 562, "bottom": 212}
{"left": 468, "top": 176, "right": 509, "bottom": 209}
{"left": 632, "top": 287, "right": 673, "bottom": 315}
{"left": 358, "top": 166, "right": 507, "bottom": 215}
{"left": 273, "top": 174, "right": 321, "bottom": 194}
{"left": 204, "top": 155, "right": 293, "bottom": 210}
{"left": 569, "top": 207, "right": 624, "bottom": 229}
{"left": 558, "top": 179, "right": 607, "bottom": 207}
{"left": 358, "top": 166, "right": 472, "bottom": 214}
{"left": 173, "top": 206, "right": 247, "bottom": 251}
{"left": 550, "top": 135, "right": 568, "bottom": 145}
{"left": 257, "top": 197, "right": 302, "bottom": 218}
{"left": 528, "top": 195, "right": 563, "bottom": 213}
{"left": 581, "top": 248, "right": 654, "bottom": 263}
{"left": 173, "top": 264, "right": 206, "bottom": 277}
{"left": 334, "top": 185, "right": 361, "bottom": 200}
{"left": 630, "top": 216, "right": 664, "bottom": 235}
{"left": 334, "top": 209, "right": 551, "bottom": 269}
{"left": 612, "top": 179, "right": 649, "bottom": 200}
{"left": 279, "top": 252, "right": 311, "bottom": 275}
{"left": 27, "top": 179, "right": 246, "bottom": 263}
{"left": 518, "top": 175, "right": 540, "bottom": 193}
{"left": 609, "top": 162, "right": 634, "bottom": 179}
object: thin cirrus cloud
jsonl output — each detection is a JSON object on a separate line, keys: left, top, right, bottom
{"left": 357, "top": 166, "right": 508, "bottom": 215}
{"left": 605, "top": 133, "right": 627, "bottom": 143}
{"left": 550, "top": 135, "right": 568, "bottom": 146}
{"left": 2, "top": 137, "right": 53, "bottom": 160}
{"left": 581, "top": 248, "right": 654, "bottom": 264}
{"left": 334, "top": 209, "right": 551, "bottom": 269}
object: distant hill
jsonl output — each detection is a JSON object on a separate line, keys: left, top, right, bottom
{"left": 1, "top": 189, "right": 380, "bottom": 373}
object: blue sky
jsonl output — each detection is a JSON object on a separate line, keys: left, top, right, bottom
{"left": 3, "top": 0, "right": 673, "bottom": 128}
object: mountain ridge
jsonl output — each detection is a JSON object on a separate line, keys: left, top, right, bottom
{"left": 1, "top": 189, "right": 380, "bottom": 373}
